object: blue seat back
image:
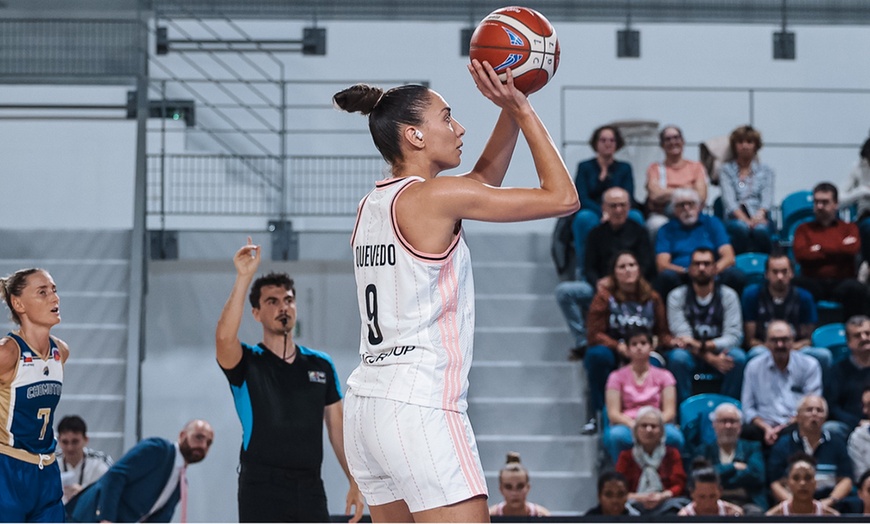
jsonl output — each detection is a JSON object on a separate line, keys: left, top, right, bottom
{"left": 780, "top": 190, "right": 814, "bottom": 240}
{"left": 680, "top": 394, "right": 741, "bottom": 455}
{"left": 734, "top": 252, "right": 768, "bottom": 286}
{"left": 811, "top": 322, "right": 849, "bottom": 362}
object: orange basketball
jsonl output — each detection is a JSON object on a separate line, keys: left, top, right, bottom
{"left": 468, "top": 6, "right": 560, "bottom": 95}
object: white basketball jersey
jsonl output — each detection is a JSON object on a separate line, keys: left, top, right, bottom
{"left": 348, "top": 176, "right": 475, "bottom": 412}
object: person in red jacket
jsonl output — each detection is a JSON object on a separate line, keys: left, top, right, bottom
{"left": 792, "top": 182, "right": 869, "bottom": 320}
{"left": 615, "top": 406, "right": 689, "bottom": 515}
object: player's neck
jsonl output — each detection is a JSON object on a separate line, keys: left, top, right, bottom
{"left": 16, "top": 325, "right": 51, "bottom": 358}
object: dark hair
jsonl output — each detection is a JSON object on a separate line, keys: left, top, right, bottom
{"left": 589, "top": 125, "right": 625, "bottom": 152}
{"left": 624, "top": 326, "right": 652, "bottom": 345}
{"left": 688, "top": 458, "right": 720, "bottom": 491}
{"left": 813, "top": 182, "right": 839, "bottom": 203}
{"left": 333, "top": 83, "right": 431, "bottom": 166}
{"left": 597, "top": 470, "right": 629, "bottom": 493}
{"left": 691, "top": 247, "right": 716, "bottom": 262}
{"left": 787, "top": 451, "right": 817, "bottom": 474}
{"left": 0, "top": 268, "right": 44, "bottom": 325}
{"left": 659, "top": 125, "right": 684, "bottom": 146}
{"left": 860, "top": 137, "right": 870, "bottom": 163}
{"left": 728, "top": 125, "right": 763, "bottom": 157}
{"left": 858, "top": 468, "right": 870, "bottom": 492}
{"left": 249, "top": 272, "right": 295, "bottom": 309}
{"left": 499, "top": 451, "right": 529, "bottom": 483}
{"left": 764, "top": 249, "right": 794, "bottom": 273}
{"left": 58, "top": 415, "right": 87, "bottom": 436}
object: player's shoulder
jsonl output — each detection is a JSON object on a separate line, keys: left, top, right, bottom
{"left": 51, "top": 336, "right": 70, "bottom": 359}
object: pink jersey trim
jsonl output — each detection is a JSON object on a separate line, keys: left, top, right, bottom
{"left": 444, "top": 410, "right": 487, "bottom": 496}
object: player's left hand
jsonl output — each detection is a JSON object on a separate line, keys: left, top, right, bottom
{"left": 345, "top": 481, "right": 365, "bottom": 523}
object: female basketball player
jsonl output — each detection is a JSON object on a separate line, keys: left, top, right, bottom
{"left": 0, "top": 268, "right": 69, "bottom": 522}
{"left": 335, "top": 60, "right": 579, "bottom": 522}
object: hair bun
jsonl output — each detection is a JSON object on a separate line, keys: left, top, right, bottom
{"left": 332, "top": 83, "right": 384, "bottom": 116}
{"left": 505, "top": 451, "right": 522, "bottom": 464}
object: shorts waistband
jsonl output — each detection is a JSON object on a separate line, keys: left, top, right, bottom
{"left": 0, "top": 445, "right": 56, "bottom": 469}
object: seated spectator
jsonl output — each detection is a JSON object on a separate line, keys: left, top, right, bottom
{"left": 653, "top": 188, "right": 745, "bottom": 299}
{"left": 488, "top": 452, "right": 550, "bottom": 517}
{"left": 583, "top": 251, "right": 673, "bottom": 434}
{"left": 718, "top": 125, "right": 775, "bottom": 254}
{"left": 829, "top": 315, "right": 870, "bottom": 431}
{"left": 793, "top": 182, "right": 869, "bottom": 320}
{"left": 835, "top": 469, "right": 870, "bottom": 514}
{"left": 742, "top": 251, "right": 833, "bottom": 387}
{"left": 56, "top": 415, "right": 114, "bottom": 504}
{"left": 677, "top": 459, "right": 743, "bottom": 516}
{"left": 583, "top": 471, "right": 640, "bottom": 517}
{"left": 604, "top": 327, "right": 683, "bottom": 461}
{"left": 556, "top": 186, "right": 654, "bottom": 361}
{"left": 766, "top": 453, "right": 840, "bottom": 516}
{"left": 571, "top": 125, "right": 644, "bottom": 282}
{"left": 645, "top": 126, "right": 709, "bottom": 241}
{"left": 695, "top": 403, "right": 767, "bottom": 513}
{"left": 615, "top": 406, "right": 689, "bottom": 515}
{"left": 838, "top": 137, "right": 870, "bottom": 264}
{"left": 768, "top": 395, "right": 853, "bottom": 509}
{"left": 584, "top": 470, "right": 641, "bottom": 516}
{"left": 847, "top": 384, "right": 870, "bottom": 481}
{"left": 666, "top": 247, "right": 746, "bottom": 403}
{"left": 741, "top": 320, "right": 822, "bottom": 446}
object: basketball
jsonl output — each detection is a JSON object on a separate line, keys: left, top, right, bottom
{"left": 468, "top": 6, "right": 560, "bottom": 95}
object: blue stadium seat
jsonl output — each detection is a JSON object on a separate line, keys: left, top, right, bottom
{"left": 780, "top": 190, "right": 814, "bottom": 242}
{"left": 811, "top": 322, "right": 849, "bottom": 362}
{"left": 816, "top": 300, "right": 845, "bottom": 327}
{"left": 734, "top": 252, "right": 768, "bottom": 286}
{"left": 679, "top": 394, "right": 741, "bottom": 458}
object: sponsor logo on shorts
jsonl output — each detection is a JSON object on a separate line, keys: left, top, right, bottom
{"left": 308, "top": 371, "right": 327, "bottom": 384}
{"left": 362, "top": 345, "right": 416, "bottom": 365}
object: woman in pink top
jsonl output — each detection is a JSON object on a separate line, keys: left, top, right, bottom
{"left": 604, "top": 327, "right": 683, "bottom": 461}
{"left": 645, "top": 125, "right": 709, "bottom": 240}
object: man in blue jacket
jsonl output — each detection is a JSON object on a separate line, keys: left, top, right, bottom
{"left": 66, "top": 420, "right": 213, "bottom": 523}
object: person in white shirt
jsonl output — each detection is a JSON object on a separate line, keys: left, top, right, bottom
{"left": 56, "top": 415, "right": 113, "bottom": 504}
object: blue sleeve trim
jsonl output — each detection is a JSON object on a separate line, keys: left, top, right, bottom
{"left": 298, "top": 345, "right": 343, "bottom": 399}
{"left": 229, "top": 382, "right": 254, "bottom": 451}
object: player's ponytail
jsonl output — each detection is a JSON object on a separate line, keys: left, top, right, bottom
{"left": 1, "top": 268, "right": 41, "bottom": 325}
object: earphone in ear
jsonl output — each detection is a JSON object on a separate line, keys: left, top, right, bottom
{"left": 414, "top": 130, "right": 423, "bottom": 140}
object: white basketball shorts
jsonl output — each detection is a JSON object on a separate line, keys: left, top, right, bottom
{"left": 343, "top": 390, "right": 488, "bottom": 513}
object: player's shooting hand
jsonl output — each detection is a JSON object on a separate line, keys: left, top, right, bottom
{"left": 467, "top": 59, "right": 529, "bottom": 115}
{"left": 233, "top": 235, "right": 260, "bottom": 275}
{"left": 345, "top": 480, "right": 365, "bottom": 523}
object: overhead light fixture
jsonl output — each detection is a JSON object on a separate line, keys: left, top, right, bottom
{"left": 773, "top": 0, "right": 795, "bottom": 60}
{"left": 617, "top": 1, "right": 639, "bottom": 58}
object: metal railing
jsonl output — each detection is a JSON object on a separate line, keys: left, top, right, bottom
{"left": 146, "top": 153, "right": 385, "bottom": 217}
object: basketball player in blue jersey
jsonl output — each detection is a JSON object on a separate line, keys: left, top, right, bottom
{"left": 215, "top": 237, "right": 364, "bottom": 523}
{"left": 334, "top": 61, "right": 579, "bottom": 522}
{"left": 0, "top": 268, "right": 70, "bottom": 522}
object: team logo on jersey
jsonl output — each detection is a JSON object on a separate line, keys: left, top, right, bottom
{"left": 308, "top": 371, "right": 327, "bottom": 384}
{"left": 22, "top": 352, "right": 34, "bottom": 365}
{"left": 53, "top": 349, "right": 61, "bottom": 361}
{"left": 43, "top": 366, "right": 49, "bottom": 376}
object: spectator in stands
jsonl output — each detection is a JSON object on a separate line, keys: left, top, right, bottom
{"left": 645, "top": 126, "right": 709, "bottom": 241}
{"left": 741, "top": 320, "right": 822, "bottom": 446}
{"left": 793, "top": 182, "right": 869, "bottom": 320}
{"left": 847, "top": 384, "right": 870, "bottom": 483}
{"left": 56, "top": 415, "right": 113, "bottom": 504}
{"left": 653, "top": 188, "right": 745, "bottom": 299}
{"left": 829, "top": 315, "right": 870, "bottom": 430}
{"left": 584, "top": 471, "right": 640, "bottom": 516}
{"left": 677, "top": 459, "right": 743, "bottom": 516}
{"left": 839, "top": 137, "right": 870, "bottom": 263}
{"left": 583, "top": 251, "right": 673, "bottom": 434}
{"left": 615, "top": 406, "right": 689, "bottom": 515}
{"left": 766, "top": 453, "right": 840, "bottom": 516}
{"left": 666, "top": 247, "right": 746, "bottom": 403}
{"left": 557, "top": 187, "right": 655, "bottom": 361}
{"left": 767, "top": 395, "right": 853, "bottom": 509}
{"left": 695, "top": 403, "right": 767, "bottom": 513}
{"left": 571, "top": 125, "right": 643, "bottom": 282}
{"left": 718, "top": 125, "right": 775, "bottom": 254}
{"left": 604, "top": 327, "right": 683, "bottom": 461}
{"left": 741, "top": 251, "right": 832, "bottom": 386}
{"left": 488, "top": 452, "right": 550, "bottom": 517}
